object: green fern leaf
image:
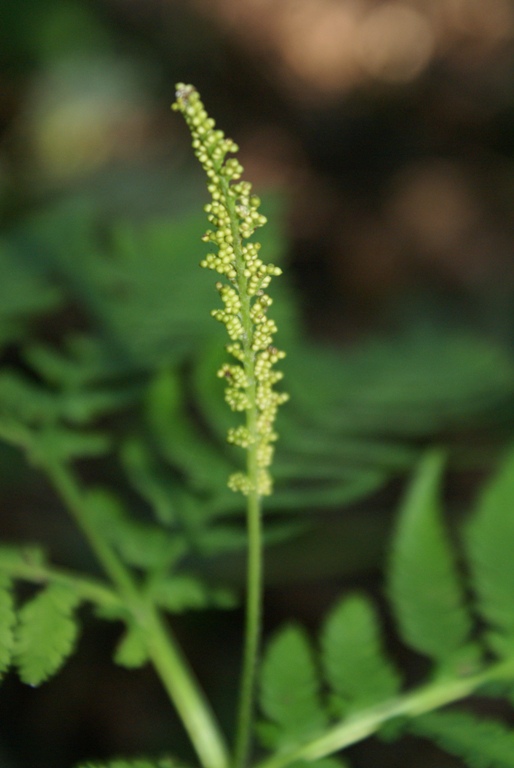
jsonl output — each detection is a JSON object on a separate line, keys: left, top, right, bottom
{"left": 259, "top": 624, "right": 327, "bottom": 750}
{"left": 147, "top": 574, "right": 235, "bottom": 613}
{"left": 25, "top": 343, "right": 137, "bottom": 422}
{"left": 85, "top": 487, "right": 186, "bottom": 571}
{"left": 29, "top": 426, "right": 110, "bottom": 464}
{"left": 321, "top": 593, "right": 401, "bottom": 715}
{"left": 465, "top": 449, "right": 514, "bottom": 651}
{"left": 387, "top": 450, "right": 472, "bottom": 663}
{"left": 114, "top": 625, "right": 149, "bottom": 669}
{"left": 113, "top": 520, "right": 186, "bottom": 572}
{"left": 14, "top": 584, "right": 81, "bottom": 685}
{"left": 0, "top": 545, "right": 47, "bottom": 575}
{"left": 410, "top": 710, "right": 514, "bottom": 768}
{"left": 0, "top": 236, "right": 62, "bottom": 341}
{"left": 0, "top": 574, "right": 15, "bottom": 679}
{"left": 145, "top": 368, "right": 234, "bottom": 493}
{"left": 121, "top": 438, "right": 177, "bottom": 525}
{"left": 0, "top": 371, "right": 58, "bottom": 424}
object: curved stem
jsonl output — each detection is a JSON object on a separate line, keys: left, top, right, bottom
{"left": 44, "top": 459, "right": 136, "bottom": 596}
{"left": 255, "top": 657, "right": 514, "bottom": 768}
{"left": 142, "top": 605, "right": 230, "bottom": 768}
{"left": 0, "top": 555, "right": 120, "bottom": 609}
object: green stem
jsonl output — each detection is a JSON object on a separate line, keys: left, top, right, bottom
{"left": 233, "top": 488, "right": 263, "bottom": 768}
{"left": 221, "top": 179, "right": 265, "bottom": 768}
{"left": 0, "top": 556, "right": 120, "bottom": 609}
{"left": 43, "top": 459, "right": 136, "bottom": 596}
{"left": 255, "top": 658, "right": 514, "bottom": 768}
{"left": 42, "top": 458, "right": 229, "bottom": 768}
{"left": 141, "top": 605, "right": 230, "bottom": 768}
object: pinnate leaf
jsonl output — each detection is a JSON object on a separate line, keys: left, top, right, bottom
{"left": 85, "top": 487, "right": 185, "bottom": 571}
{"left": 465, "top": 449, "right": 514, "bottom": 650}
{"left": 121, "top": 438, "right": 177, "bottom": 525}
{"left": 410, "top": 710, "right": 514, "bottom": 768}
{"left": 321, "top": 593, "right": 400, "bottom": 715}
{"left": 387, "top": 450, "right": 471, "bottom": 663}
{"left": 148, "top": 574, "right": 235, "bottom": 613}
{"left": 259, "top": 624, "right": 327, "bottom": 750}
{"left": 15, "top": 584, "right": 81, "bottom": 685}
{"left": 146, "top": 368, "right": 233, "bottom": 493}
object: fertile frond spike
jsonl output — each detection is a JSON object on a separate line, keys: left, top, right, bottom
{"left": 321, "top": 593, "right": 401, "bottom": 715}
{"left": 387, "top": 450, "right": 473, "bottom": 665}
{"left": 14, "top": 583, "right": 81, "bottom": 686}
{"left": 172, "top": 83, "right": 288, "bottom": 496}
{"left": 410, "top": 710, "right": 514, "bottom": 768}
{"left": 259, "top": 624, "right": 327, "bottom": 750}
{"left": 465, "top": 448, "right": 514, "bottom": 653}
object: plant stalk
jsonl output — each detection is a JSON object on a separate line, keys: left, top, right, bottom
{"left": 142, "top": 605, "right": 230, "bottom": 768}
{"left": 221, "top": 178, "right": 265, "bottom": 768}
{"left": 233, "top": 488, "right": 263, "bottom": 768}
{"left": 0, "top": 557, "right": 120, "bottom": 609}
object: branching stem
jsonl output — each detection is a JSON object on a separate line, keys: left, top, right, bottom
{"left": 43, "top": 458, "right": 229, "bottom": 768}
{"left": 0, "top": 557, "right": 120, "bottom": 608}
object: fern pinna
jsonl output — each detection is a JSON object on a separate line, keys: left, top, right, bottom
{"left": 2, "top": 85, "right": 514, "bottom": 768}
{"left": 255, "top": 449, "right": 514, "bottom": 768}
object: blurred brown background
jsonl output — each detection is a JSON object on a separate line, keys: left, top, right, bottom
{"left": 2, "top": 0, "right": 514, "bottom": 333}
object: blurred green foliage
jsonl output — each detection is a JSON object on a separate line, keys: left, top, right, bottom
{"left": 1, "top": 196, "right": 514, "bottom": 526}
{"left": 2, "top": 3, "right": 514, "bottom": 765}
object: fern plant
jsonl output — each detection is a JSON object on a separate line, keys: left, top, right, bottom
{"left": 2, "top": 84, "right": 514, "bottom": 768}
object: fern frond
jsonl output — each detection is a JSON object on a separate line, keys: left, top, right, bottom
{"left": 0, "top": 574, "right": 15, "bottom": 679}
{"left": 14, "top": 583, "right": 81, "bottom": 685}
{"left": 0, "top": 235, "right": 62, "bottom": 346}
{"left": 0, "top": 372, "right": 110, "bottom": 462}
{"left": 410, "top": 710, "right": 514, "bottom": 768}
{"left": 146, "top": 574, "right": 236, "bottom": 613}
{"left": 259, "top": 624, "right": 327, "bottom": 750}
{"left": 320, "top": 593, "right": 401, "bottom": 715}
{"left": 120, "top": 438, "right": 178, "bottom": 526}
{"left": 465, "top": 449, "right": 514, "bottom": 652}
{"left": 29, "top": 426, "right": 110, "bottom": 464}
{"left": 387, "top": 450, "right": 472, "bottom": 664}
{"left": 25, "top": 342, "right": 137, "bottom": 423}
{"left": 0, "top": 544, "right": 47, "bottom": 571}
{"left": 85, "top": 487, "right": 186, "bottom": 572}
{"left": 145, "top": 368, "right": 234, "bottom": 493}
{"left": 114, "top": 519, "right": 186, "bottom": 573}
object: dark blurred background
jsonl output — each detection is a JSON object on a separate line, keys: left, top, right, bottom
{"left": 1, "top": 1, "right": 514, "bottom": 767}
